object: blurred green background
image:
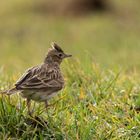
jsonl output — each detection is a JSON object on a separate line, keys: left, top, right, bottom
{"left": 0, "top": 0, "right": 140, "bottom": 74}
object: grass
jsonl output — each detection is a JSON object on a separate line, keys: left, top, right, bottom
{"left": 1, "top": 63, "right": 140, "bottom": 139}
{"left": 0, "top": 0, "right": 140, "bottom": 139}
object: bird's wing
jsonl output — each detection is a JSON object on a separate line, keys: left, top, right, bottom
{"left": 15, "top": 66, "right": 40, "bottom": 87}
{"left": 15, "top": 65, "right": 63, "bottom": 91}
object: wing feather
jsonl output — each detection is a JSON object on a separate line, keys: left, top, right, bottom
{"left": 15, "top": 65, "right": 64, "bottom": 91}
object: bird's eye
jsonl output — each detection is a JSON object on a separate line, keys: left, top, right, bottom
{"left": 59, "top": 53, "right": 62, "bottom": 57}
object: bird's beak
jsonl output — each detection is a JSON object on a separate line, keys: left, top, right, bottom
{"left": 64, "top": 54, "right": 72, "bottom": 58}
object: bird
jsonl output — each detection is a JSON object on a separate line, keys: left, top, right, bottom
{"left": 2, "top": 42, "right": 72, "bottom": 115}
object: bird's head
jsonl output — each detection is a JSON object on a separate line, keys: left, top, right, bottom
{"left": 44, "top": 42, "right": 72, "bottom": 64}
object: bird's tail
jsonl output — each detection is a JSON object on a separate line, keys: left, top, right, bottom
{"left": 0, "top": 87, "right": 18, "bottom": 95}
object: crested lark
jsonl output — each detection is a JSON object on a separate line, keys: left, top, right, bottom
{"left": 5, "top": 42, "right": 72, "bottom": 114}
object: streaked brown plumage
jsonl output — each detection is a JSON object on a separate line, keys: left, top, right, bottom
{"left": 5, "top": 42, "right": 72, "bottom": 114}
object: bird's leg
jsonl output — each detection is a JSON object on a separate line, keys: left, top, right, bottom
{"left": 44, "top": 96, "right": 65, "bottom": 110}
{"left": 27, "top": 98, "right": 32, "bottom": 116}
{"left": 45, "top": 101, "right": 49, "bottom": 110}
{"left": 44, "top": 100, "right": 58, "bottom": 109}
{"left": 45, "top": 100, "right": 55, "bottom": 109}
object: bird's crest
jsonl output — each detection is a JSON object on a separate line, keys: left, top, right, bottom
{"left": 51, "top": 42, "right": 64, "bottom": 53}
